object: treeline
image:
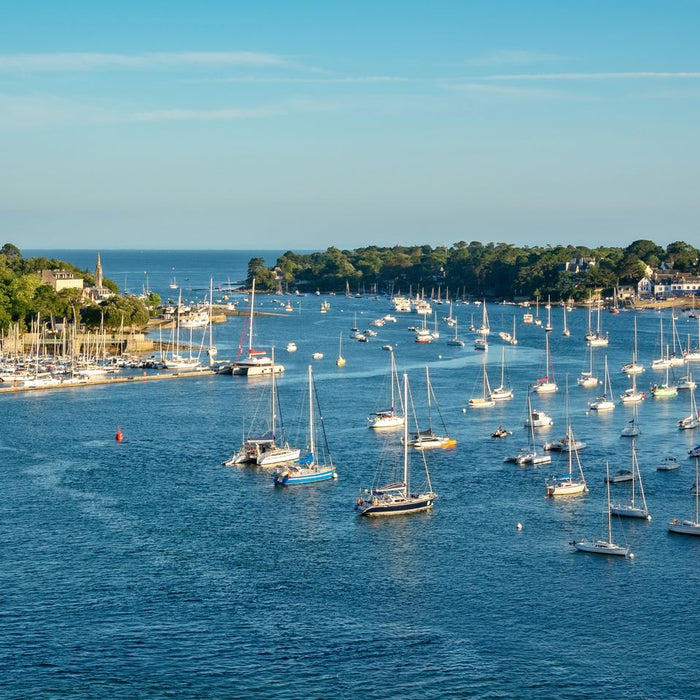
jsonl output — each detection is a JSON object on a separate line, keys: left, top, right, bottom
{"left": 0, "top": 243, "right": 150, "bottom": 332}
{"left": 247, "top": 239, "right": 700, "bottom": 300}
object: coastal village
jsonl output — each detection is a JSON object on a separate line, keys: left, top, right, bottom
{"left": 0, "top": 248, "right": 699, "bottom": 394}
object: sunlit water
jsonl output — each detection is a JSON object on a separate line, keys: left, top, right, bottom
{"left": 3, "top": 251, "right": 699, "bottom": 698}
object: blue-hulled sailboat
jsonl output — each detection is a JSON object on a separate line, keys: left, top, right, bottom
{"left": 273, "top": 366, "right": 338, "bottom": 486}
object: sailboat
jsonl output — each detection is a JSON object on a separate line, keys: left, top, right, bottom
{"left": 587, "top": 300, "right": 609, "bottom": 346}
{"left": 368, "top": 350, "right": 404, "bottom": 428}
{"left": 577, "top": 342, "right": 599, "bottom": 388}
{"left": 678, "top": 377, "right": 699, "bottom": 430}
{"left": 335, "top": 332, "right": 346, "bottom": 367}
{"left": 446, "top": 318, "right": 465, "bottom": 347}
{"left": 683, "top": 317, "right": 700, "bottom": 362}
{"left": 469, "top": 359, "right": 496, "bottom": 408}
{"left": 621, "top": 317, "right": 645, "bottom": 375}
{"left": 532, "top": 331, "right": 558, "bottom": 393}
{"left": 572, "top": 462, "right": 633, "bottom": 557}
{"left": 162, "top": 290, "right": 202, "bottom": 370}
{"left": 222, "top": 349, "right": 300, "bottom": 467}
{"left": 513, "top": 390, "right": 551, "bottom": 466}
{"left": 620, "top": 403, "right": 642, "bottom": 437}
{"left": 668, "top": 457, "right": 700, "bottom": 535}
{"left": 356, "top": 373, "right": 438, "bottom": 516}
{"left": 490, "top": 346, "right": 514, "bottom": 401}
{"left": 545, "top": 381, "right": 588, "bottom": 496}
{"left": 588, "top": 356, "right": 615, "bottom": 411}
{"left": 233, "top": 278, "right": 284, "bottom": 376}
{"left": 650, "top": 363, "right": 678, "bottom": 398}
{"left": 476, "top": 300, "right": 490, "bottom": 336}
{"left": 669, "top": 313, "right": 685, "bottom": 366}
{"left": 562, "top": 304, "right": 570, "bottom": 337}
{"left": 273, "top": 366, "right": 338, "bottom": 485}
{"left": 544, "top": 295, "right": 553, "bottom": 332}
{"left": 650, "top": 317, "right": 671, "bottom": 370}
{"left": 407, "top": 367, "right": 457, "bottom": 449}
{"left": 610, "top": 440, "right": 651, "bottom": 520}
{"left": 254, "top": 358, "right": 300, "bottom": 466}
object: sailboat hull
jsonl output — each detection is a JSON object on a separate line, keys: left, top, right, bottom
{"left": 274, "top": 467, "right": 337, "bottom": 485}
{"left": 573, "top": 540, "right": 630, "bottom": 556}
{"left": 610, "top": 504, "right": 651, "bottom": 519}
{"left": 256, "top": 447, "right": 302, "bottom": 466}
{"left": 668, "top": 520, "right": 700, "bottom": 535}
{"left": 358, "top": 494, "right": 435, "bottom": 516}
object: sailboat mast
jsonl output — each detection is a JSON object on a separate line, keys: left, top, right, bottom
{"left": 606, "top": 461, "right": 613, "bottom": 544}
{"left": 425, "top": 366, "right": 433, "bottom": 432}
{"left": 403, "top": 373, "right": 409, "bottom": 494}
{"left": 308, "top": 365, "right": 315, "bottom": 457}
{"left": 270, "top": 346, "right": 277, "bottom": 437}
{"left": 248, "top": 278, "right": 256, "bottom": 354}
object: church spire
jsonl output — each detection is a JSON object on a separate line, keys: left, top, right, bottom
{"left": 95, "top": 252, "right": 103, "bottom": 288}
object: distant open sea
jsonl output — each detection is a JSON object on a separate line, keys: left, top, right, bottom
{"left": 3, "top": 250, "right": 699, "bottom": 698}
{"left": 24, "top": 249, "right": 296, "bottom": 299}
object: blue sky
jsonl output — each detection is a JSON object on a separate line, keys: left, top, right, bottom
{"left": 2, "top": 1, "right": 699, "bottom": 250}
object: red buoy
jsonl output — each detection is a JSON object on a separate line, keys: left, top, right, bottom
{"left": 116, "top": 426, "right": 124, "bottom": 442}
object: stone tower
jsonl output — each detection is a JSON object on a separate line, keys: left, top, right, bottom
{"left": 95, "top": 252, "right": 103, "bottom": 288}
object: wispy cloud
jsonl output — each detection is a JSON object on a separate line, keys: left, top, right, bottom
{"left": 465, "top": 50, "right": 564, "bottom": 67}
{"left": 0, "top": 51, "right": 290, "bottom": 72}
{"left": 442, "top": 81, "right": 566, "bottom": 100}
{"left": 131, "top": 106, "right": 287, "bottom": 122}
{"left": 484, "top": 71, "right": 700, "bottom": 81}
{"left": 212, "top": 75, "right": 410, "bottom": 84}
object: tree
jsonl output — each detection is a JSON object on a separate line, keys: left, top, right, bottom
{"left": 665, "top": 241, "right": 699, "bottom": 272}
{"left": 1, "top": 243, "right": 21, "bottom": 260}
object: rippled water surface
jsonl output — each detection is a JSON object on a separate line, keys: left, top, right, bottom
{"left": 3, "top": 251, "right": 699, "bottom": 698}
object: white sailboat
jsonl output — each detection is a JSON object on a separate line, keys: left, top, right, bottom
{"left": 621, "top": 316, "right": 645, "bottom": 375}
{"left": 668, "top": 457, "right": 700, "bottom": 535}
{"left": 233, "top": 278, "right": 284, "bottom": 376}
{"left": 476, "top": 300, "right": 490, "bottom": 336}
{"left": 532, "top": 332, "right": 558, "bottom": 394}
{"left": 562, "top": 304, "right": 570, "bottom": 337}
{"left": 650, "top": 363, "right": 678, "bottom": 398}
{"left": 669, "top": 313, "right": 685, "bottom": 366}
{"left": 650, "top": 317, "right": 671, "bottom": 370}
{"left": 255, "top": 359, "right": 301, "bottom": 466}
{"left": 335, "top": 332, "right": 346, "bottom": 367}
{"left": 273, "top": 366, "right": 338, "bottom": 485}
{"left": 368, "top": 350, "right": 404, "bottom": 428}
{"left": 545, "top": 382, "right": 588, "bottom": 496}
{"left": 490, "top": 346, "right": 514, "bottom": 401}
{"left": 683, "top": 317, "right": 700, "bottom": 362}
{"left": 356, "top": 373, "right": 438, "bottom": 516}
{"left": 678, "top": 377, "right": 699, "bottom": 430}
{"left": 162, "top": 290, "right": 202, "bottom": 371}
{"left": 446, "top": 318, "right": 465, "bottom": 347}
{"left": 577, "top": 342, "right": 599, "bottom": 388}
{"left": 222, "top": 349, "right": 300, "bottom": 467}
{"left": 544, "top": 295, "right": 553, "bottom": 332}
{"left": 407, "top": 367, "right": 457, "bottom": 449}
{"left": 469, "top": 359, "right": 496, "bottom": 408}
{"left": 587, "top": 300, "right": 609, "bottom": 346}
{"left": 572, "top": 462, "right": 633, "bottom": 557}
{"left": 514, "top": 390, "right": 551, "bottom": 466}
{"left": 589, "top": 356, "right": 615, "bottom": 411}
{"left": 610, "top": 440, "right": 651, "bottom": 520}
{"left": 620, "top": 323, "right": 646, "bottom": 402}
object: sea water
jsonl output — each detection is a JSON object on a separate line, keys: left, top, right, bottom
{"left": 3, "top": 251, "right": 699, "bottom": 698}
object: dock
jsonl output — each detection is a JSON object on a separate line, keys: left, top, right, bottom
{"left": 0, "top": 368, "right": 220, "bottom": 394}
